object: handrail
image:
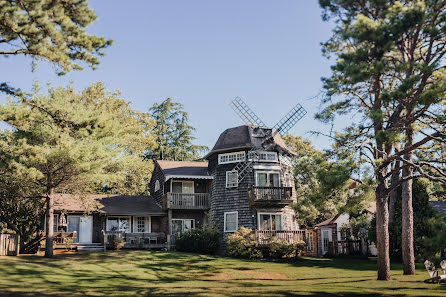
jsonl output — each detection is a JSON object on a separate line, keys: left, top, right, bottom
{"left": 248, "top": 186, "right": 293, "bottom": 201}
{"left": 163, "top": 192, "right": 210, "bottom": 209}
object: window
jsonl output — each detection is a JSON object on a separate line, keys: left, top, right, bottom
{"left": 248, "top": 151, "right": 278, "bottom": 163}
{"left": 154, "top": 180, "right": 160, "bottom": 192}
{"left": 224, "top": 211, "right": 238, "bottom": 232}
{"left": 218, "top": 151, "right": 245, "bottom": 164}
{"left": 258, "top": 213, "right": 282, "bottom": 231}
{"left": 255, "top": 171, "right": 280, "bottom": 187}
{"left": 53, "top": 214, "right": 59, "bottom": 232}
{"left": 133, "top": 216, "right": 150, "bottom": 233}
{"left": 172, "top": 180, "right": 194, "bottom": 194}
{"left": 226, "top": 171, "right": 238, "bottom": 188}
{"left": 106, "top": 217, "right": 130, "bottom": 232}
{"left": 171, "top": 219, "right": 195, "bottom": 235}
{"left": 284, "top": 172, "right": 291, "bottom": 187}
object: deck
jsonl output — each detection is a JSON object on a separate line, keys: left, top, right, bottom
{"left": 248, "top": 186, "right": 293, "bottom": 206}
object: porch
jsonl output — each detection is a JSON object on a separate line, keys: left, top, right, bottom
{"left": 103, "top": 231, "right": 167, "bottom": 249}
{"left": 255, "top": 230, "right": 317, "bottom": 255}
{"left": 163, "top": 193, "right": 210, "bottom": 210}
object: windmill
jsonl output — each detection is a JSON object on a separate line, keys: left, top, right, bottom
{"left": 228, "top": 97, "right": 307, "bottom": 183}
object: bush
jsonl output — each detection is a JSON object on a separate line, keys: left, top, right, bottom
{"left": 261, "top": 238, "right": 306, "bottom": 259}
{"left": 109, "top": 236, "right": 125, "bottom": 250}
{"left": 226, "top": 226, "right": 262, "bottom": 259}
{"left": 175, "top": 228, "right": 220, "bottom": 255}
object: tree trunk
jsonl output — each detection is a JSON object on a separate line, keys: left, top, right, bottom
{"left": 376, "top": 182, "right": 391, "bottom": 280}
{"left": 388, "top": 152, "right": 400, "bottom": 224}
{"left": 44, "top": 190, "right": 54, "bottom": 258}
{"left": 402, "top": 129, "right": 415, "bottom": 275}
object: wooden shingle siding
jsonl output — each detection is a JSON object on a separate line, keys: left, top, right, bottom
{"left": 149, "top": 161, "right": 165, "bottom": 205}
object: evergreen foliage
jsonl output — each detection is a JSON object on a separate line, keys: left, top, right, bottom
{"left": 147, "top": 98, "right": 207, "bottom": 161}
{"left": 0, "top": 0, "right": 112, "bottom": 94}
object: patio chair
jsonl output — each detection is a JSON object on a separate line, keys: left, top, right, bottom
{"left": 424, "top": 260, "right": 446, "bottom": 283}
{"left": 440, "top": 260, "right": 446, "bottom": 275}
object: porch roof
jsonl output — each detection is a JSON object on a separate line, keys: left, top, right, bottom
{"left": 53, "top": 194, "right": 165, "bottom": 216}
{"left": 156, "top": 160, "right": 211, "bottom": 179}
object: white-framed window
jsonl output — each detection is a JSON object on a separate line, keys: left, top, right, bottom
{"left": 154, "top": 180, "right": 160, "bottom": 192}
{"left": 306, "top": 232, "right": 314, "bottom": 250}
{"left": 248, "top": 151, "right": 278, "bottom": 163}
{"left": 171, "top": 180, "right": 194, "bottom": 194}
{"left": 106, "top": 216, "right": 131, "bottom": 232}
{"left": 224, "top": 211, "right": 238, "bottom": 232}
{"left": 255, "top": 171, "right": 280, "bottom": 187}
{"left": 284, "top": 172, "right": 291, "bottom": 187}
{"left": 226, "top": 171, "right": 238, "bottom": 188}
{"left": 171, "top": 219, "right": 195, "bottom": 235}
{"left": 53, "top": 214, "right": 59, "bottom": 232}
{"left": 258, "top": 213, "right": 282, "bottom": 231}
{"left": 133, "top": 216, "right": 151, "bottom": 233}
{"left": 218, "top": 151, "right": 245, "bottom": 164}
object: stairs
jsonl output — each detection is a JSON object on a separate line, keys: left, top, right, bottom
{"left": 75, "top": 243, "right": 104, "bottom": 252}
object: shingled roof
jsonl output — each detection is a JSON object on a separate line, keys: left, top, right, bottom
{"left": 204, "top": 125, "right": 294, "bottom": 159}
{"left": 53, "top": 194, "right": 165, "bottom": 216}
{"left": 156, "top": 160, "right": 211, "bottom": 180}
{"left": 429, "top": 201, "right": 446, "bottom": 216}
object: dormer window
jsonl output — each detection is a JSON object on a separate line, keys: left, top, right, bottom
{"left": 248, "top": 151, "right": 278, "bottom": 163}
{"left": 218, "top": 151, "right": 245, "bottom": 164}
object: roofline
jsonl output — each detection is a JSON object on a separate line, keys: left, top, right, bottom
{"left": 165, "top": 174, "right": 214, "bottom": 181}
{"left": 203, "top": 145, "right": 253, "bottom": 159}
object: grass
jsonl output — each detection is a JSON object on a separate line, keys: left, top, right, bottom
{"left": 0, "top": 251, "right": 445, "bottom": 296}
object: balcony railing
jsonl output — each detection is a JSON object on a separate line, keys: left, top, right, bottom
{"left": 248, "top": 186, "right": 293, "bottom": 204}
{"left": 163, "top": 192, "right": 210, "bottom": 209}
{"left": 255, "top": 230, "right": 306, "bottom": 245}
{"left": 103, "top": 231, "right": 166, "bottom": 249}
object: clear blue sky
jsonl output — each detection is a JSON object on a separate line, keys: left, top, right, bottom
{"left": 2, "top": 0, "right": 339, "bottom": 151}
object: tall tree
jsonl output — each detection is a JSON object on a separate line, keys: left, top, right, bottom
{"left": 284, "top": 135, "right": 360, "bottom": 226}
{"left": 318, "top": 0, "right": 446, "bottom": 280}
{"left": 0, "top": 0, "right": 112, "bottom": 94}
{"left": 148, "top": 98, "right": 207, "bottom": 161}
{"left": 0, "top": 82, "right": 152, "bottom": 257}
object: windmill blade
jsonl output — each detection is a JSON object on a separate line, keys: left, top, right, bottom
{"left": 230, "top": 97, "right": 266, "bottom": 127}
{"left": 273, "top": 103, "right": 307, "bottom": 136}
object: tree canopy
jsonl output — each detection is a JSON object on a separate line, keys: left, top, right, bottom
{"left": 0, "top": 0, "right": 112, "bottom": 94}
{"left": 147, "top": 98, "right": 207, "bottom": 161}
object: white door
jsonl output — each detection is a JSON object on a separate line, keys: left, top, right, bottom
{"left": 321, "top": 229, "right": 332, "bottom": 255}
{"left": 79, "top": 216, "right": 92, "bottom": 243}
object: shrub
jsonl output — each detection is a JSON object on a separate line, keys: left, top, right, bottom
{"left": 109, "top": 236, "right": 125, "bottom": 250}
{"left": 261, "top": 238, "right": 306, "bottom": 259}
{"left": 226, "top": 226, "right": 262, "bottom": 259}
{"left": 175, "top": 228, "right": 220, "bottom": 255}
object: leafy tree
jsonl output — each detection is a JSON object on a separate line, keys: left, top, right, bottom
{"left": 0, "top": 0, "right": 112, "bottom": 94}
{"left": 148, "top": 98, "right": 207, "bottom": 161}
{"left": 0, "top": 82, "right": 152, "bottom": 257}
{"left": 318, "top": 0, "right": 446, "bottom": 280}
{"left": 284, "top": 135, "right": 359, "bottom": 226}
{"left": 0, "top": 169, "right": 44, "bottom": 253}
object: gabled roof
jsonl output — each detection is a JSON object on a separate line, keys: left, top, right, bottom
{"left": 429, "top": 201, "right": 446, "bottom": 216}
{"left": 315, "top": 214, "right": 340, "bottom": 227}
{"left": 53, "top": 194, "right": 165, "bottom": 216}
{"left": 204, "top": 125, "right": 294, "bottom": 159}
{"left": 156, "top": 160, "right": 212, "bottom": 179}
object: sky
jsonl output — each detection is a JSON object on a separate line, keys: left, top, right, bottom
{"left": 1, "top": 0, "right": 339, "bottom": 152}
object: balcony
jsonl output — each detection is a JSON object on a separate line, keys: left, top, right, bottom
{"left": 163, "top": 192, "right": 210, "bottom": 210}
{"left": 248, "top": 186, "right": 293, "bottom": 206}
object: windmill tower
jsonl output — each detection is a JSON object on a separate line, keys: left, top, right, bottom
{"left": 204, "top": 97, "right": 307, "bottom": 239}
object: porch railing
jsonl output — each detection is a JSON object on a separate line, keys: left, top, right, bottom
{"left": 163, "top": 192, "right": 210, "bottom": 209}
{"left": 255, "top": 230, "right": 317, "bottom": 255}
{"left": 248, "top": 186, "right": 293, "bottom": 202}
{"left": 255, "top": 230, "right": 306, "bottom": 245}
{"left": 103, "top": 231, "right": 166, "bottom": 249}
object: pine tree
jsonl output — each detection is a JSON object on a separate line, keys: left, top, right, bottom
{"left": 0, "top": 82, "right": 153, "bottom": 257}
{"left": 318, "top": 0, "right": 446, "bottom": 280}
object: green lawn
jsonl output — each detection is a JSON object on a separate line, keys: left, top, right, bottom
{"left": 0, "top": 251, "right": 445, "bottom": 297}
